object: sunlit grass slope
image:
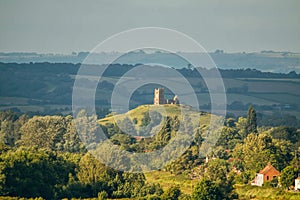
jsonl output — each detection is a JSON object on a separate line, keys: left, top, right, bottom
{"left": 98, "top": 104, "right": 212, "bottom": 128}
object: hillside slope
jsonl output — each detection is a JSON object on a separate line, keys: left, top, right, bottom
{"left": 99, "top": 104, "right": 212, "bottom": 128}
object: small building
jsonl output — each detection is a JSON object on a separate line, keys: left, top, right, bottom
{"left": 166, "top": 95, "right": 179, "bottom": 104}
{"left": 204, "top": 154, "right": 216, "bottom": 163}
{"left": 295, "top": 177, "right": 300, "bottom": 190}
{"left": 251, "top": 163, "right": 280, "bottom": 186}
{"left": 153, "top": 88, "right": 179, "bottom": 105}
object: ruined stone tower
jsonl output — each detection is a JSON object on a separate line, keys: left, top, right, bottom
{"left": 154, "top": 88, "right": 165, "bottom": 105}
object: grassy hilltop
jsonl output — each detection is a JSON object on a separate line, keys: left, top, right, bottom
{"left": 99, "top": 104, "right": 213, "bottom": 129}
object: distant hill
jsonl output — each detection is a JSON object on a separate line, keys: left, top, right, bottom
{"left": 1, "top": 51, "right": 300, "bottom": 73}
{"left": 0, "top": 62, "right": 299, "bottom": 127}
{"left": 99, "top": 104, "right": 210, "bottom": 126}
{"left": 98, "top": 104, "right": 213, "bottom": 139}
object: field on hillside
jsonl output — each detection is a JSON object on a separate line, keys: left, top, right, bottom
{"left": 145, "top": 171, "right": 198, "bottom": 195}
{"left": 145, "top": 171, "right": 300, "bottom": 199}
{"left": 236, "top": 185, "right": 300, "bottom": 200}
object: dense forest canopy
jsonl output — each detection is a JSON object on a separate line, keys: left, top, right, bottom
{"left": 0, "top": 105, "right": 299, "bottom": 199}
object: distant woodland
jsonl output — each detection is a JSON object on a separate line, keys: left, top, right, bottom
{"left": 0, "top": 62, "right": 299, "bottom": 127}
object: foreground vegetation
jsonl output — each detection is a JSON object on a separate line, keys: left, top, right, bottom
{"left": 236, "top": 185, "right": 300, "bottom": 200}
{"left": 0, "top": 105, "right": 300, "bottom": 199}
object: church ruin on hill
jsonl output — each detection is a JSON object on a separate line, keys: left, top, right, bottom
{"left": 153, "top": 88, "right": 179, "bottom": 105}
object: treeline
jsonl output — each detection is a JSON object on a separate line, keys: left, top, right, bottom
{"left": 0, "top": 147, "right": 158, "bottom": 199}
{"left": 1, "top": 62, "right": 300, "bottom": 116}
{"left": 1, "top": 62, "right": 300, "bottom": 104}
{"left": 219, "top": 68, "right": 299, "bottom": 78}
{"left": 0, "top": 110, "right": 179, "bottom": 199}
{"left": 1, "top": 62, "right": 299, "bottom": 80}
{"left": 1, "top": 106, "right": 300, "bottom": 199}
{"left": 0, "top": 109, "right": 237, "bottom": 199}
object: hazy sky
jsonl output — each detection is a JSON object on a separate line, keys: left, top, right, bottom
{"left": 0, "top": 0, "right": 299, "bottom": 53}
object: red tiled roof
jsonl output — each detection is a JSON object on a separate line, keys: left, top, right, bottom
{"left": 259, "top": 163, "right": 280, "bottom": 175}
